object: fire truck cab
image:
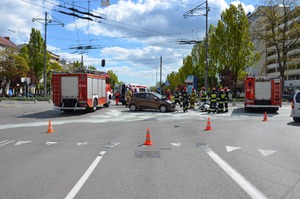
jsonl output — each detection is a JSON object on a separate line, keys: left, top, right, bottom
{"left": 244, "top": 75, "right": 282, "bottom": 112}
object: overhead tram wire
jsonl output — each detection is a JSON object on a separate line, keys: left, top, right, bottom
{"left": 21, "top": 0, "right": 196, "bottom": 44}
{"left": 21, "top": 0, "right": 203, "bottom": 50}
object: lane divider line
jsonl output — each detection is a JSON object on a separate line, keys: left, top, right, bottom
{"left": 203, "top": 146, "right": 268, "bottom": 199}
{"left": 65, "top": 150, "right": 107, "bottom": 199}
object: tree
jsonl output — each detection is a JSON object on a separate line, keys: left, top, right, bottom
{"left": 27, "top": 28, "right": 47, "bottom": 93}
{"left": 252, "top": 0, "right": 300, "bottom": 92}
{"left": 107, "top": 70, "right": 118, "bottom": 90}
{"left": 210, "top": 4, "right": 260, "bottom": 96}
{"left": 0, "top": 50, "right": 29, "bottom": 95}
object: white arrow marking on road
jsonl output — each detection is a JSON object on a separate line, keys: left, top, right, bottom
{"left": 226, "top": 146, "right": 241, "bottom": 152}
{"left": 258, "top": 149, "right": 276, "bottom": 157}
{"left": 77, "top": 142, "right": 88, "bottom": 146}
{"left": 46, "top": 142, "right": 58, "bottom": 146}
{"left": 15, "top": 141, "right": 32, "bottom": 145}
{"left": 170, "top": 143, "right": 181, "bottom": 147}
{"left": 105, "top": 142, "right": 120, "bottom": 148}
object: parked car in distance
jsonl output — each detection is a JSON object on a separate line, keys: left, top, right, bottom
{"left": 282, "top": 93, "right": 294, "bottom": 102}
{"left": 291, "top": 90, "right": 300, "bottom": 122}
{"left": 128, "top": 92, "right": 175, "bottom": 112}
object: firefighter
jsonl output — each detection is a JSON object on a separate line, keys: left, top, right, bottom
{"left": 208, "top": 88, "right": 217, "bottom": 113}
{"left": 125, "top": 88, "right": 132, "bottom": 107}
{"left": 115, "top": 90, "right": 120, "bottom": 105}
{"left": 224, "top": 87, "right": 230, "bottom": 112}
{"left": 174, "top": 88, "right": 181, "bottom": 107}
{"left": 200, "top": 87, "right": 207, "bottom": 102}
{"left": 181, "top": 87, "right": 189, "bottom": 112}
{"left": 218, "top": 88, "right": 226, "bottom": 113}
{"left": 189, "top": 88, "right": 197, "bottom": 109}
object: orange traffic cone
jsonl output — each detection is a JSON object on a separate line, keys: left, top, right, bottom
{"left": 204, "top": 117, "right": 212, "bottom": 131}
{"left": 144, "top": 128, "right": 153, "bottom": 145}
{"left": 47, "top": 120, "right": 54, "bottom": 133}
{"left": 262, "top": 111, "right": 268, "bottom": 122}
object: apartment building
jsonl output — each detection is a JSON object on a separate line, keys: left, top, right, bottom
{"left": 247, "top": 5, "right": 300, "bottom": 91}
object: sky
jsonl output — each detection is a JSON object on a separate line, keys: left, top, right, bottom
{"left": 0, "top": 0, "right": 260, "bottom": 87}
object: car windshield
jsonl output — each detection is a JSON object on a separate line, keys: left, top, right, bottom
{"left": 151, "top": 92, "right": 163, "bottom": 99}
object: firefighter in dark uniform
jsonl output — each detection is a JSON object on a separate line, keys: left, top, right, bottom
{"left": 208, "top": 88, "right": 217, "bottom": 113}
{"left": 181, "top": 87, "right": 189, "bottom": 112}
{"left": 218, "top": 88, "right": 226, "bottom": 113}
{"left": 174, "top": 88, "right": 181, "bottom": 107}
{"left": 189, "top": 88, "right": 197, "bottom": 109}
{"left": 200, "top": 87, "right": 207, "bottom": 102}
{"left": 224, "top": 87, "right": 230, "bottom": 112}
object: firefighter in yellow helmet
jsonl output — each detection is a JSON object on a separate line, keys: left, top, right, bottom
{"left": 189, "top": 88, "right": 197, "bottom": 110}
{"left": 125, "top": 88, "right": 132, "bottom": 107}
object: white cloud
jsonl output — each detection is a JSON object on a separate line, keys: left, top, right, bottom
{"left": 0, "top": 0, "right": 259, "bottom": 87}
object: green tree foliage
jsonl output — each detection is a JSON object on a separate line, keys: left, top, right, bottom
{"left": 27, "top": 28, "right": 47, "bottom": 92}
{"left": 0, "top": 50, "right": 29, "bottom": 94}
{"left": 253, "top": 0, "right": 300, "bottom": 91}
{"left": 210, "top": 4, "right": 259, "bottom": 96}
{"left": 107, "top": 70, "right": 118, "bottom": 90}
{"left": 88, "top": 65, "right": 97, "bottom": 70}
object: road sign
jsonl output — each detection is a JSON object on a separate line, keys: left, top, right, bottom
{"left": 8, "top": 89, "right": 13, "bottom": 97}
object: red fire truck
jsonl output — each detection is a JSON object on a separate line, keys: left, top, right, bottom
{"left": 244, "top": 75, "right": 282, "bottom": 112}
{"left": 52, "top": 69, "right": 110, "bottom": 112}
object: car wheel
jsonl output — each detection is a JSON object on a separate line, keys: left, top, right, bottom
{"left": 129, "top": 104, "right": 137, "bottom": 112}
{"left": 293, "top": 117, "right": 300, "bottom": 122}
{"left": 159, "top": 105, "right": 167, "bottom": 112}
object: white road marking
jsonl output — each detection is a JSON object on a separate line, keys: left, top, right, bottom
{"left": 226, "top": 146, "right": 241, "bottom": 152}
{"left": 15, "top": 141, "right": 32, "bottom": 145}
{"left": 170, "top": 142, "right": 181, "bottom": 147}
{"left": 203, "top": 146, "right": 268, "bottom": 199}
{"left": 45, "top": 141, "right": 58, "bottom": 145}
{"left": 65, "top": 150, "right": 108, "bottom": 199}
{"left": 77, "top": 142, "right": 88, "bottom": 146}
{"left": 0, "top": 140, "right": 15, "bottom": 146}
{"left": 258, "top": 149, "right": 276, "bottom": 157}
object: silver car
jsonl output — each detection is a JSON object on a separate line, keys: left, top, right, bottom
{"left": 291, "top": 90, "right": 300, "bottom": 122}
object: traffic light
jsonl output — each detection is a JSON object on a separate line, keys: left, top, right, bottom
{"left": 101, "top": 59, "right": 105, "bottom": 67}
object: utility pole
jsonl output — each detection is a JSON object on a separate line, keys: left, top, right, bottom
{"left": 160, "top": 56, "right": 162, "bottom": 95}
{"left": 183, "top": 1, "right": 210, "bottom": 90}
{"left": 33, "top": 12, "right": 64, "bottom": 97}
{"left": 204, "top": 0, "right": 209, "bottom": 90}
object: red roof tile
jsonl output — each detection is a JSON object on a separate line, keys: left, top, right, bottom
{"left": 0, "top": 36, "right": 20, "bottom": 51}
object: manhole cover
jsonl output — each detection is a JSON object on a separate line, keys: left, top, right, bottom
{"left": 134, "top": 151, "right": 160, "bottom": 158}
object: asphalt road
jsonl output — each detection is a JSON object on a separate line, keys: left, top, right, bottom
{"left": 0, "top": 100, "right": 300, "bottom": 199}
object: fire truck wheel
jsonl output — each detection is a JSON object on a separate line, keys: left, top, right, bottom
{"left": 159, "top": 105, "right": 167, "bottom": 112}
{"left": 129, "top": 104, "right": 137, "bottom": 111}
{"left": 89, "top": 99, "right": 97, "bottom": 112}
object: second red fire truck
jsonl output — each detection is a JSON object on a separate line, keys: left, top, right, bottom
{"left": 244, "top": 75, "right": 282, "bottom": 112}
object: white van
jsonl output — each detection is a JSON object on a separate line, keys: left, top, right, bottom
{"left": 291, "top": 90, "right": 300, "bottom": 122}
